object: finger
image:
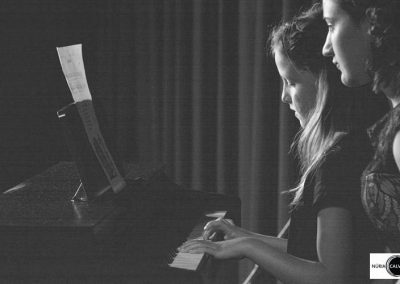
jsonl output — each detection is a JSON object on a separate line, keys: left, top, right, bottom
{"left": 203, "top": 227, "right": 224, "bottom": 240}
{"left": 180, "top": 241, "right": 217, "bottom": 255}
{"left": 203, "top": 229, "right": 215, "bottom": 240}
{"left": 178, "top": 240, "right": 199, "bottom": 251}
{"left": 179, "top": 240, "right": 216, "bottom": 253}
{"left": 203, "top": 218, "right": 223, "bottom": 230}
{"left": 208, "top": 232, "right": 217, "bottom": 240}
{"left": 186, "top": 246, "right": 214, "bottom": 255}
{"left": 179, "top": 239, "right": 213, "bottom": 251}
{"left": 203, "top": 225, "right": 219, "bottom": 240}
{"left": 203, "top": 219, "right": 228, "bottom": 239}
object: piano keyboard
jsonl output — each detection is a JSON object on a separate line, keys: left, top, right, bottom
{"left": 168, "top": 211, "right": 226, "bottom": 271}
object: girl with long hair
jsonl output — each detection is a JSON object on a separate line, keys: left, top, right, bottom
{"left": 179, "top": 4, "right": 383, "bottom": 283}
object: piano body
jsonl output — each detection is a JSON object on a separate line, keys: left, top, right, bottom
{"left": 0, "top": 162, "right": 241, "bottom": 283}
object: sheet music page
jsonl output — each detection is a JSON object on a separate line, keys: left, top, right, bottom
{"left": 56, "top": 44, "right": 91, "bottom": 102}
{"left": 57, "top": 44, "right": 126, "bottom": 194}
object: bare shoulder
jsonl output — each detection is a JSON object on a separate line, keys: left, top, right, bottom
{"left": 392, "top": 130, "right": 400, "bottom": 172}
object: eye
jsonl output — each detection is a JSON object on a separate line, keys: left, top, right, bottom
{"left": 282, "top": 77, "right": 295, "bottom": 88}
{"left": 286, "top": 79, "right": 295, "bottom": 87}
{"left": 325, "top": 20, "right": 334, "bottom": 32}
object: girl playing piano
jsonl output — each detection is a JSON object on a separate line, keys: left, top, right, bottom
{"left": 179, "top": 4, "right": 384, "bottom": 283}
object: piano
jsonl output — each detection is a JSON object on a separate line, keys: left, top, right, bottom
{"left": 0, "top": 162, "right": 241, "bottom": 283}
{"left": 168, "top": 210, "right": 227, "bottom": 271}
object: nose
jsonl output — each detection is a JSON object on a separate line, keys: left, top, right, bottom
{"left": 281, "top": 88, "right": 291, "bottom": 104}
{"left": 322, "top": 34, "right": 333, "bottom": 57}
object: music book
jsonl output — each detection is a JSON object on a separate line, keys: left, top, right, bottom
{"left": 56, "top": 44, "right": 126, "bottom": 201}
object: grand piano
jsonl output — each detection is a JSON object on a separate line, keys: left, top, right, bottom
{"left": 0, "top": 161, "right": 241, "bottom": 283}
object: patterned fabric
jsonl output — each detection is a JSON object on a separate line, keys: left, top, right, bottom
{"left": 365, "top": 103, "right": 400, "bottom": 174}
{"left": 362, "top": 103, "right": 400, "bottom": 252}
{"left": 362, "top": 173, "right": 400, "bottom": 251}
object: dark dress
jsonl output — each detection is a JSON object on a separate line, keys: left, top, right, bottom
{"left": 287, "top": 132, "right": 383, "bottom": 283}
{"left": 361, "top": 103, "right": 400, "bottom": 252}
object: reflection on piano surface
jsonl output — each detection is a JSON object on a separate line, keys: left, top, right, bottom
{"left": 0, "top": 162, "right": 240, "bottom": 283}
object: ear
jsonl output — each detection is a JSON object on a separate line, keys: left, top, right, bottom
{"left": 360, "top": 18, "right": 371, "bottom": 41}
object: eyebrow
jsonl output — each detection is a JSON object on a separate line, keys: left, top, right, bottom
{"left": 282, "top": 75, "right": 296, "bottom": 82}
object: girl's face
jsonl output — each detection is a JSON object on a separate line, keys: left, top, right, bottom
{"left": 322, "top": 0, "right": 371, "bottom": 87}
{"left": 275, "top": 48, "right": 317, "bottom": 128}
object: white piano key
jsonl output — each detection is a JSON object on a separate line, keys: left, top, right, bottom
{"left": 168, "top": 252, "right": 204, "bottom": 271}
{"left": 168, "top": 211, "right": 227, "bottom": 271}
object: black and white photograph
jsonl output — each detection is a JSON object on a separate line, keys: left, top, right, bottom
{"left": 0, "top": 0, "right": 399, "bottom": 283}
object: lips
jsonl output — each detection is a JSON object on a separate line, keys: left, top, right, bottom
{"left": 332, "top": 59, "right": 340, "bottom": 70}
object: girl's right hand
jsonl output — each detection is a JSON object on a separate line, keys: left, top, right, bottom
{"left": 202, "top": 218, "right": 251, "bottom": 240}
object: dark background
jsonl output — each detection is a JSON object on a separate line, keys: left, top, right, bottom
{"left": 3, "top": 0, "right": 377, "bottom": 282}
{"left": 0, "top": 1, "right": 128, "bottom": 188}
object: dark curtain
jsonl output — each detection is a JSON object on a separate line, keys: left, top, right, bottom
{"left": 0, "top": 0, "right": 311, "bottom": 282}
{"left": 100, "top": 1, "right": 311, "bottom": 280}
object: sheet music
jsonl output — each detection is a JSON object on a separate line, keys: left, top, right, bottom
{"left": 56, "top": 44, "right": 91, "bottom": 102}
{"left": 57, "top": 44, "right": 126, "bottom": 194}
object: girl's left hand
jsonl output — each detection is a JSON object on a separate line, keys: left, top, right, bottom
{"left": 178, "top": 237, "right": 249, "bottom": 259}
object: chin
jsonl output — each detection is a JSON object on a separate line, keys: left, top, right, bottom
{"left": 341, "top": 72, "right": 370, "bottom": 88}
{"left": 340, "top": 73, "right": 356, "bottom": 87}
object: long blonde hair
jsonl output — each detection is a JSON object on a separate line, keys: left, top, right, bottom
{"left": 290, "top": 69, "right": 347, "bottom": 205}
{"left": 270, "top": 4, "right": 349, "bottom": 206}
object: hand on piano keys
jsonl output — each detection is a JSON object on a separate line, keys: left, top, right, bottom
{"left": 177, "top": 234, "right": 249, "bottom": 260}
{"left": 168, "top": 211, "right": 226, "bottom": 271}
{"left": 202, "top": 217, "right": 248, "bottom": 241}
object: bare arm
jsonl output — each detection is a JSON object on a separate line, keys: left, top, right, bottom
{"left": 246, "top": 233, "right": 288, "bottom": 252}
{"left": 202, "top": 218, "right": 288, "bottom": 252}
{"left": 243, "top": 207, "right": 353, "bottom": 284}
{"left": 181, "top": 207, "right": 353, "bottom": 284}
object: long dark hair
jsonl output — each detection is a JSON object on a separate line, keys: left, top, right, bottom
{"left": 335, "top": 0, "right": 400, "bottom": 96}
{"left": 367, "top": 0, "right": 400, "bottom": 97}
{"left": 336, "top": 0, "right": 375, "bottom": 23}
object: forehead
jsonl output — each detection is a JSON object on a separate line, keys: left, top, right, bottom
{"left": 322, "top": 0, "right": 343, "bottom": 19}
{"left": 274, "top": 49, "right": 318, "bottom": 84}
{"left": 274, "top": 49, "right": 299, "bottom": 77}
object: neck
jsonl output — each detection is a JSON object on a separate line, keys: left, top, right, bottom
{"left": 382, "top": 85, "right": 400, "bottom": 108}
{"left": 354, "top": 81, "right": 371, "bottom": 89}
{"left": 390, "top": 97, "right": 400, "bottom": 108}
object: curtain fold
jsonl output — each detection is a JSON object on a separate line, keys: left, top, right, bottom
{"left": 84, "top": 0, "right": 311, "bottom": 281}
{"left": 105, "top": 0, "right": 310, "bottom": 281}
